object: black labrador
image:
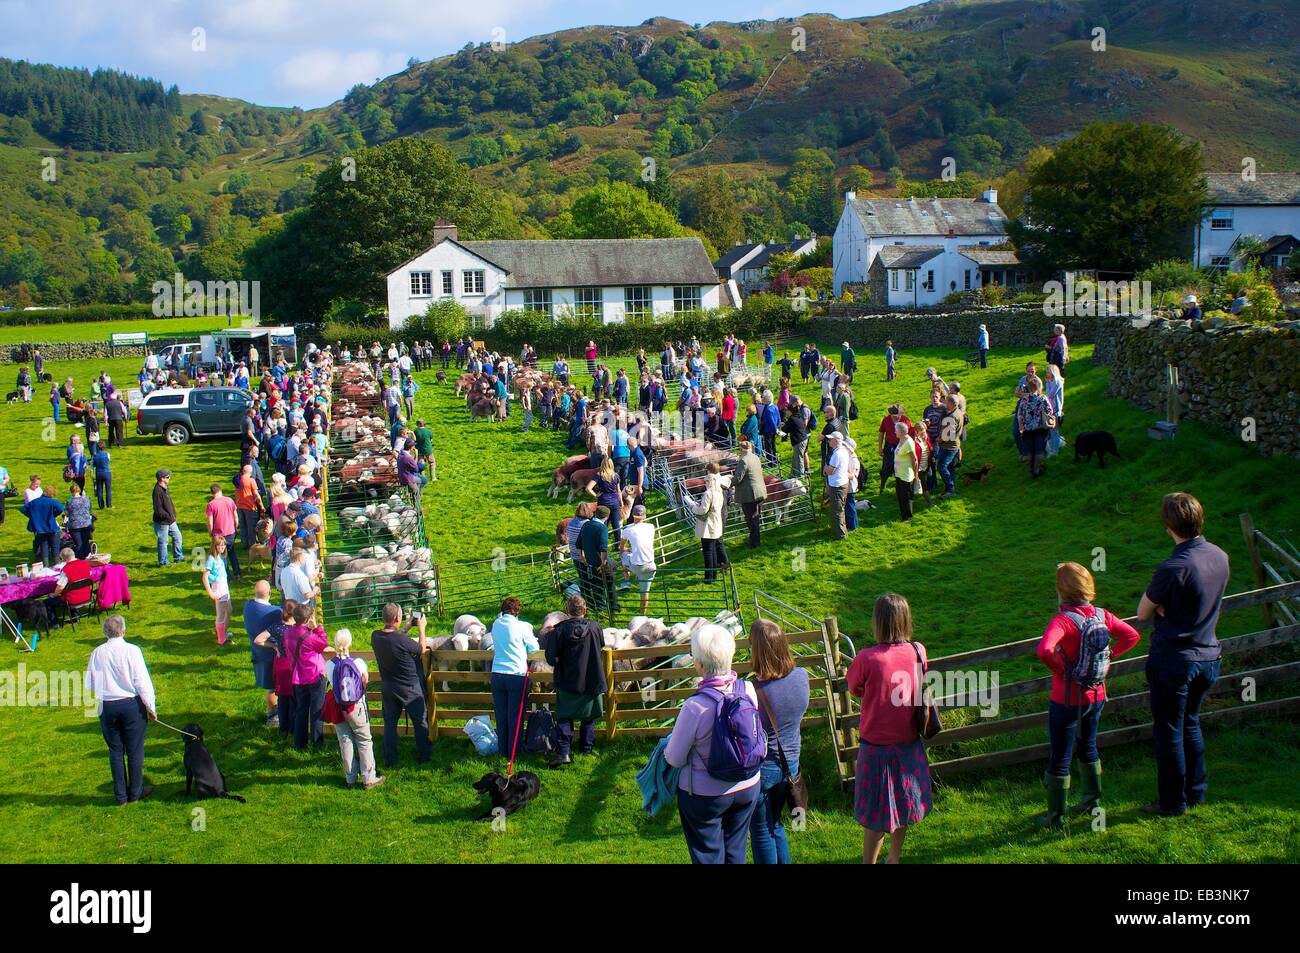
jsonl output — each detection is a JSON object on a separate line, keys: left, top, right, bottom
{"left": 182, "top": 724, "right": 246, "bottom": 803}
{"left": 1074, "top": 431, "right": 1121, "bottom": 468}
{"left": 473, "top": 771, "right": 541, "bottom": 822}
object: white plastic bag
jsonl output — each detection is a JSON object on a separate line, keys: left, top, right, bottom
{"left": 463, "top": 714, "right": 498, "bottom": 756}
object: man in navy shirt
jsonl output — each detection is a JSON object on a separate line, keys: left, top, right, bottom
{"left": 576, "top": 506, "right": 616, "bottom": 613}
{"left": 1137, "top": 492, "right": 1229, "bottom": 817}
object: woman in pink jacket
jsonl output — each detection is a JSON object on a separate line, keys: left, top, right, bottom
{"left": 283, "top": 602, "right": 328, "bottom": 749}
{"left": 1034, "top": 562, "right": 1140, "bottom": 828}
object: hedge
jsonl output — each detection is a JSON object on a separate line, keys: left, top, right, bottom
{"left": 322, "top": 295, "right": 804, "bottom": 356}
{"left": 0, "top": 304, "right": 158, "bottom": 327}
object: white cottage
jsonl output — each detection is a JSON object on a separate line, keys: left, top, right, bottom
{"left": 832, "top": 190, "right": 1022, "bottom": 307}
{"left": 1193, "top": 173, "right": 1300, "bottom": 271}
{"left": 385, "top": 223, "right": 728, "bottom": 329}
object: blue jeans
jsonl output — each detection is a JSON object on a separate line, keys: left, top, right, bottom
{"left": 750, "top": 759, "right": 798, "bottom": 864}
{"left": 978, "top": 347, "right": 987, "bottom": 368}
{"left": 490, "top": 673, "right": 530, "bottom": 763}
{"left": 845, "top": 491, "right": 858, "bottom": 531}
{"left": 1147, "top": 655, "right": 1220, "bottom": 813}
{"left": 95, "top": 472, "right": 113, "bottom": 509}
{"left": 936, "top": 447, "right": 959, "bottom": 493}
{"left": 100, "top": 697, "right": 148, "bottom": 803}
{"left": 1047, "top": 699, "right": 1104, "bottom": 776}
{"left": 292, "top": 678, "right": 325, "bottom": 750}
{"left": 677, "top": 783, "right": 760, "bottom": 864}
{"left": 154, "top": 521, "right": 183, "bottom": 565}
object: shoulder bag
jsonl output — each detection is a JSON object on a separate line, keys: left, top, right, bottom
{"left": 910, "top": 641, "right": 943, "bottom": 741}
{"left": 756, "top": 684, "right": 809, "bottom": 815}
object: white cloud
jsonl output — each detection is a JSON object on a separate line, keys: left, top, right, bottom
{"left": 275, "top": 49, "right": 410, "bottom": 95}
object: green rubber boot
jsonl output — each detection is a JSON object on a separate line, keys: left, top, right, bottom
{"left": 1072, "top": 760, "right": 1103, "bottom": 816}
{"left": 1034, "top": 772, "right": 1070, "bottom": 830}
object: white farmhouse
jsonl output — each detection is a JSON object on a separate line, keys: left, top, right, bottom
{"left": 832, "top": 189, "right": 1023, "bottom": 307}
{"left": 385, "top": 222, "right": 728, "bottom": 329}
{"left": 1194, "top": 173, "right": 1300, "bottom": 271}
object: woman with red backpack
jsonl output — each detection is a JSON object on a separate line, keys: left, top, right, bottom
{"left": 1034, "top": 562, "right": 1141, "bottom": 829}
{"left": 325, "top": 630, "right": 384, "bottom": 790}
{"left": 664, "top": 623, "right": 765, "bottom": 864}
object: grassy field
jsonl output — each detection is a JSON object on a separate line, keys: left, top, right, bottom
{"left": 0, "top": 315, "right": 237, "bottom": 347}
{"left": 0, "top": 343, "right": 1297, "bottom": 864}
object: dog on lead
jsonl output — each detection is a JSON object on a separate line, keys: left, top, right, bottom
{"left": 182, "top": 723, "right": 247, "bottom": 803}
{"left": 1074, "top": 431, "right": 1121, "bottom": 469}
{"left": 960, "top": 463, "right": 995, "bottom": 484}
{"left": 473, "top": 771, "right": 540, "bottom": 822}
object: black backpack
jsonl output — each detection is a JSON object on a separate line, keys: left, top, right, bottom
{"left": 524, "top": 706, "right": 555, "bottom": 754}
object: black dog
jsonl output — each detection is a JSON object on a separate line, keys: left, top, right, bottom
{"left": 5, "top": 391, "right": 18, "bottom": 403}
{"left": 472, "top": 771, "right": 540, "bottom": 822}
{"left": 38, "top": 372, "right": 53, "bottom": 383}
{"left": 182, "top": 724, "right": 246, "bottom": 803}
{"left": 960, "top": 463, "right": 995, "bottom": 484}
{"left": 1074, "top": 431, "right": 1121, "bottom": 469}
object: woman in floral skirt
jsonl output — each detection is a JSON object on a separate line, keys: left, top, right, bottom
{"left": 846, "top": 592, "right": 934, "bottom": 863}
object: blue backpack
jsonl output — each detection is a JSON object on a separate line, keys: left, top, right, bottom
{"left": 1062, "top": 608, "right": 1112, "bottom": 689}
{"left": 332, "top": 656, "right": 367, "bottom": 707}
{"left": 698, "top": 683, "right": 766, "bottom": 782}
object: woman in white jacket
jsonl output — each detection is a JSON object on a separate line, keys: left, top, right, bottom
{"left": 688, "top": 462, "right": 729, "bottom": 582}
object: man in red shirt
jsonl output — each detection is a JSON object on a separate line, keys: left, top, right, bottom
{"left": 875, "top": 404, "right": 918, "bottom": 495}
{"left": 206, "top": 483, "right": 242, "bottom": 581}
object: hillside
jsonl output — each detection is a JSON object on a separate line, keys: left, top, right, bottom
{"left": 1, "top": 0, "right": 1297, "bottom": 312}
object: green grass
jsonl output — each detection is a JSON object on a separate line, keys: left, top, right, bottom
{"left": 0, "top": 315, "right": 237, "bottom": 346}
{"left": 1, "top": 345, "right": 1297, "bottom": 863}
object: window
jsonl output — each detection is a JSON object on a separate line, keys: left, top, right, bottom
{"left": 574, "top": 287, "right": 603, "bottom": 320}
{"left": 462, "top": 270, "right": 485, "bottom": 295}
{"left": 1210, "top": 256, "right": 1231, "bottom": 270}
{"left": 522, "top": 289, "right": 552, "bottom": 316}
{"left": 145, "top": 394, "right": 184, "bottom": 407}
{"left": 624, "top": 286, "right": 652, "bottom": 318}
{"left": 924, "top": 270, "right": 935, "bottom": 291}
{"left": 440, "top": 271, "right": 453, "bottom": 295}
{"left": 890, "top": 270, "right": 899, "bottom": 291}
{"left": 409, "top": 271, "right": 432, "bottom": 296}
{"left": 673, "top": 286, "right": 702, "bottom": 313}
{"left": 1210, "top": 209, "right": 1234, "bottom": 230}
{"left": 904, "top": 270, "right": 914, "bottom": 292}
{"left": 193, "top": 391, "right": 220, "bottom": 407}
{"left": 964, "top": 269, "right": 972, "bottom": 290}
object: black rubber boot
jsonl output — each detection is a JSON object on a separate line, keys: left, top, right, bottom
{"left": 1034, "top": 772, "right": 1070, "bottom": 830}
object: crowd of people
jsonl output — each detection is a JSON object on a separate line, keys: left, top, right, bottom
{"left": 48, "top": 325, "right": 1237, "bottom": 866}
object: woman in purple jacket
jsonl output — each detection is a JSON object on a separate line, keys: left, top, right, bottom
{"left": 664, "top": 623, "right": 762, "bottom": 864}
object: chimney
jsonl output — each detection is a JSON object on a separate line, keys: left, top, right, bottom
{"left": 433, "top": 219, "right": 459, "bottom": 244}
{"left": 845, "top": 190, "right": 856, "bottom": 202}
{"left": 982, "top": 188, "right": 998, "bottom": 205}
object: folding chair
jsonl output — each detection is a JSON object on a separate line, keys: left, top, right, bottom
{"left": 60, "top": 577, "right": 98, "bottom": 628}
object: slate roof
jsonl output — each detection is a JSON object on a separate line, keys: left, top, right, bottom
{"left": 848, "top": 196, "right": 1007, "bottom": 237}
{"left": 1205, "top": 173, "right": 1300, "bottom": 205}
{"left": 390, "top": 237, "right": 721, "bottom": 288}
{"left": 714, "top": 243, "right": 764, "bottom": 269}
{"left": 958, "top": 246, "right": 1022, "bottom": 266}
{"left": 876, "top": 245, "right": 944, "bottom": 269}
{"left": 746, "top": 239, "right": 818, "bottom": 270}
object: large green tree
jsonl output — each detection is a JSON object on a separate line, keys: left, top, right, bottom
{"left": 244, "top": 137, "right": 519, "bottom": 323}
{"left": 680, "top": 172, "right": 743, "bottom": 250}
{"left": 552, "top": 181, "right": 685, "bottom": 240}
{"left": 1008, "top": 122, "right": 1206, "bottom": 271}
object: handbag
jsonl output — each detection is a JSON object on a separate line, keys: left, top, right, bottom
{"left": 910, "top": 641, "right": 943, "bottom": 741}
{"left": 756, "top": 685, "right": 809, "bottom": 815}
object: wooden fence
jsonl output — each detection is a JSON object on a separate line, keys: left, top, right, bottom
{"left": 824, "top": 577, "right": 1300, "bottom": 782}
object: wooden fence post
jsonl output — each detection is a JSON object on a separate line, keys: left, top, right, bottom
{"left": 824, "top": 614, "right": 852, "bottom": 754}
{"left": 602, "top": 647, "right": 617, "bottom": 742}
{"left": 1240, "top": 512, "right": 1276, "bottom": 627}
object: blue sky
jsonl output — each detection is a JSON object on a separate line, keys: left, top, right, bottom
{"left": 0, "top": 0, "right": 910, "bottom": 108}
